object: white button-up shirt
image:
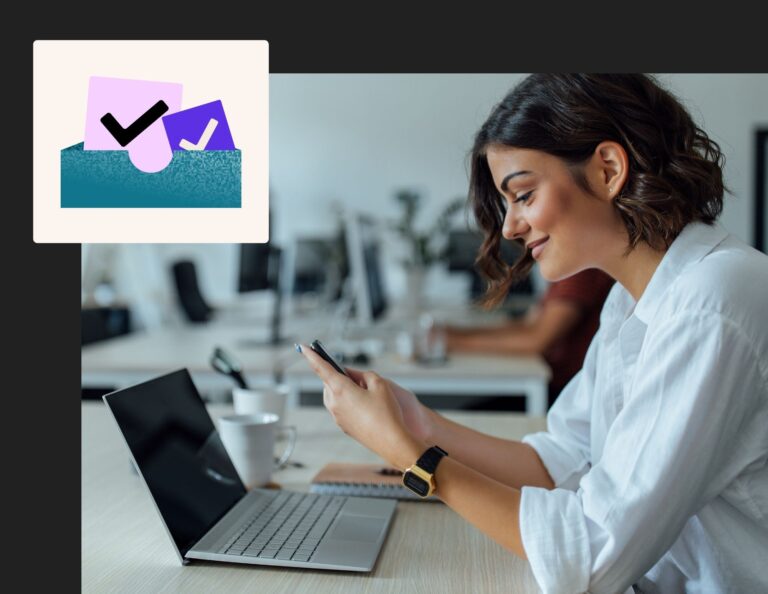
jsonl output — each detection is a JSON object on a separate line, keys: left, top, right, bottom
{"left": 520, "top": 222, "right": 768, "bottom": 594}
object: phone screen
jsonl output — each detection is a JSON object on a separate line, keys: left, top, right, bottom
{"left": 310, "top": 340, "right": 349, "bottom": 376}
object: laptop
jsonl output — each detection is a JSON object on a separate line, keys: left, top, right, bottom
{"left": 102, "top": 369, "right": 397, "bottom": 571}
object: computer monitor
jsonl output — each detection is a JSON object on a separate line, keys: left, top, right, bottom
{"left": 236, "top": 244, "right": 290, "bottom": 345}
{"left": 446, "top": 229, "right": 534, "bottom": 301}
{"left": 237, "top": 244, "right": 272, "bottom": 293}
{"left": 238, "top": 204, "right": 279, "bottom": 293}
{"left": 344, "top": 213, "right": 388, "bottom": 325}
{"left": 286, "top": 235, "right": 348, "bottom": 300}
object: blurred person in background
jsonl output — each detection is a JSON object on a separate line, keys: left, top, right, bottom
{"left": 444, "top": 268, "right": 613, "bottom": 407}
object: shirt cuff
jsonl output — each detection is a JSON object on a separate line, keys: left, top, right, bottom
{"left": 520, "top": 486, "right": 591, "bottom": 594}
{"left": 522, "top": 432, "right": 589, "bottom": 490}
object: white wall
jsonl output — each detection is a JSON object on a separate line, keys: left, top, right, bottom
{"left": 86, "top": 74, "right": 768, "bottom": 328}
{"left": 270, "top": 73, "right": 768, "bottom": 245}
{"left": 269, "top": 74, "right": 521, "bottom": 241}
{"left": 657, "top": 74, "right": 768, "bottom": 241}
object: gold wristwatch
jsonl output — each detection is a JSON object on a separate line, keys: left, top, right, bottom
{"left": 402, "top": 445, "right": 448, "bottom": 498}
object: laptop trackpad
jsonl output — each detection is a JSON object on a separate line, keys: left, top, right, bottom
{"left": 328, "top": 515, "right": 384, "bottom": 542}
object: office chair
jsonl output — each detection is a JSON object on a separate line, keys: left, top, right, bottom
{"left": 171, "top": 260, "right": 214, "bottom": 323}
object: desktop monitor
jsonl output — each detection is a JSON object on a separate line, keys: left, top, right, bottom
{"left": 237, "top": 244, "right": 272, "bottom": 293}
{"left": 344, "top": 213, "right": 388, "bottom": 325}
{"left": 446, "top": 229, "right": 534, "bottom": 300}
{"left": 286, "top": 235, "right": 348, "bottom": 300}
{"left": 236, "top": 244, "right": 290, "bottom": 345}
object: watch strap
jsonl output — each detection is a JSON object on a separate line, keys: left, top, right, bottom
{"left": 415, "top": 445, "right": 448, "bottom": 474}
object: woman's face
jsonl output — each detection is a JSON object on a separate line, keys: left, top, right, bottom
{"left": 486, "top": 145, "right": 622, "bottom": 281}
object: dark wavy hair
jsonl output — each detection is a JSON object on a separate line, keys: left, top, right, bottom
{"left": 470, "top": 74, "right": 728, "bottom": 307}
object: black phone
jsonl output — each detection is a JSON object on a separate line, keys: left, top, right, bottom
{"left": 309, "top": 340, "right": 349, "bottom": 376}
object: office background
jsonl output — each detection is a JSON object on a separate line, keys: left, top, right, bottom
{"left": 81, "top": 73, "right": 768, "bottom": 332}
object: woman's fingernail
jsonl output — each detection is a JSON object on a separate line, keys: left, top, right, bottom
{"left": 294, "top": 343, "right": 302, "bottom": 353}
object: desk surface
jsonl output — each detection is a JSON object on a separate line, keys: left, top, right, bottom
{"left": 285, "top": 350, "right": 550, "bottom": 392}
{"left": 81, "top": 322, "right": 299, "bottom": 388}
{"left": 81, "top": 315, "right": 550, "bottom": 413}
{"left": 83, "top": 402, "right": 544, "bottom": 593}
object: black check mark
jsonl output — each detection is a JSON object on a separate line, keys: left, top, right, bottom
{"left": 100, "top": 100, "right": 169, "bottom": 147}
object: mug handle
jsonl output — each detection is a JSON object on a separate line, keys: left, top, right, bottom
{"left": 273, "top": 425, "right": 297, "bottom": 470}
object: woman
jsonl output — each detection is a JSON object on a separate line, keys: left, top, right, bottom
{"left": 299, "top": 74, "right": 768, "bottom": 593}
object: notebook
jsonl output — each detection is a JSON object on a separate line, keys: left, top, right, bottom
{"left": 309, "top": 462, "right": 441, "bottom": 502}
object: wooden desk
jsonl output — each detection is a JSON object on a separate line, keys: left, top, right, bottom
{"left": 80, "top": 322, "right": 305, "bottom": 393}
{"left": 286, "top": 351, "right": 551, "bottom": 415}
{"left": 81, "top": 318, "right": 550, "bottom": 414}
{"left": 83, "top": 402, "right": 544, "bottom": 593}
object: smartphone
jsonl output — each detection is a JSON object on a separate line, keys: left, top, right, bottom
{"left": 309, "top": 340, "right": 349, "bottom": 376}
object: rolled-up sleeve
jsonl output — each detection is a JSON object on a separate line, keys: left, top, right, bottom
{"left": 518, "top": 312, "right": 762, "bottom": 594}
{"left": 522, "top": 323, "right": 601, "bottom": 490}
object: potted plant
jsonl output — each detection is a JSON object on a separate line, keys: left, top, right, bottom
{"left": 389, "top": 189, "right": 465, "bottom": 313}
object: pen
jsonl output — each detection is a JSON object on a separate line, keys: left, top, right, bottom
{"left": 376, "top": 467, "right": 402, "bottom": 476}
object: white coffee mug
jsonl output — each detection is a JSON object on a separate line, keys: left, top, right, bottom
{"left": 217, "top": 413, "right": 296, "bottom": 489}
{"left": 232, "top": 385, "right": 292, "bottom": 428}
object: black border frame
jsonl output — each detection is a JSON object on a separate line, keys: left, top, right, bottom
{"left": 11, "top": 11, "right": 768, "bottom": 592}
{"left": 754, "top": 128, "right": 768, "bottom": 253}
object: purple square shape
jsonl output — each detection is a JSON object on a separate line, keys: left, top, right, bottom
{"left": 162, "top": 100, "right": 236, "bottom": 151}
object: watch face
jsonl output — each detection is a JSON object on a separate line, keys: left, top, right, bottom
{"left": 403, "top": 471, "right": 430, "bottom": 497}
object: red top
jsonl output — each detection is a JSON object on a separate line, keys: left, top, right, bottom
{"left": 539, "top": 269, "right": 614, "bottom": 398}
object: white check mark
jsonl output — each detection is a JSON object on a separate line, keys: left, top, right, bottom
{"left": 179, "top": 118, "right": 219, "bottom": 151}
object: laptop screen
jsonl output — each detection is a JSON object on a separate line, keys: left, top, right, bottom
{"left": 104, "top": 369, "right": 246, "bottom": 558}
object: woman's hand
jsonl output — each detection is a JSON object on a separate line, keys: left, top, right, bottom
{"left": 299, "top": 345, "right": 427, "bottom": 469}
{"left": 356, "top": 371, "right": 433, "bottom": 444}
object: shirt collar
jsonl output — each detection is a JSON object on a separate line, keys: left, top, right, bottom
{"left": 633, "top": 221, "right": 729, "bottom": 325}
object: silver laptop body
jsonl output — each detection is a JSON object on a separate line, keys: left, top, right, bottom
{"left": 103, "top": 369, "right": 397, "bottom": 572}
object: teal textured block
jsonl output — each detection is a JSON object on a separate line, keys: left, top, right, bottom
{"left": 60, "top": 143, "right": 241, "bottom": 208}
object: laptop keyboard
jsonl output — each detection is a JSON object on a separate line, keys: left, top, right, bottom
{"left": 218, "top": 492, "right": 347, "bottom": 562}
